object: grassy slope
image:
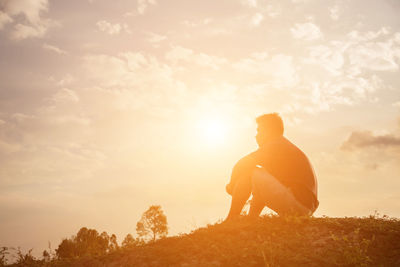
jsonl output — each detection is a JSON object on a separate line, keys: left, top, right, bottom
{"left": 53, "top": 216, "right": 400, "bottom": 267}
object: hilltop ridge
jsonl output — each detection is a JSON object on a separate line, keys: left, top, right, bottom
{"left": 32, "top": 215, "right": 400, "bottom": 267}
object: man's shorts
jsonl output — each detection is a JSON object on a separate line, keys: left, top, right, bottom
{"left": 251, "top": 166, "right": 312, "bottom": 216}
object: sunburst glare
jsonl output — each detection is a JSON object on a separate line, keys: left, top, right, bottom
{"left": 196, "top": 117, "right": 228, "bottom": 145}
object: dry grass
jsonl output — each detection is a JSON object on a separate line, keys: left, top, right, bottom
{"left": 37, "top": 214, "right": 400, "bottom": 267}
{"left": 4, "top": 214, "right": 399, "bottom": 267}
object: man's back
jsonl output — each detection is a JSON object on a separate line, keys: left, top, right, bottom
{"left": 250, "top": 136, "right": 319, "bottom": 212}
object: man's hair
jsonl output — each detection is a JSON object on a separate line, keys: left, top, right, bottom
{"left": 256, "top": 113, "right": 284, "bottom": 136}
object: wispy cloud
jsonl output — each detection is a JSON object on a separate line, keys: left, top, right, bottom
{"left": 0, "top": 11, "right": 13, "bottom": 29}
{"left": 240, "top": 0, "right": 257, "bottom": 8}
{"left": 341, "top": 131, "right": 400, "bottom": 151}
{"left": 251, "top": 13, "right": 263, "bottom": 27}
{"left": 304, "top": 44, "right": 345, "bottom": 76}
{"left": 96, "top": 20, "right": 130, "bottom": 35}
{"left": 146, "top": 32, "right": 167, "bottom": 47}
{"left": 329, "top": 5, "right": 340, "bottom": 20}
{"left": 42, "top": 43, "right": 67, "bottom": 55}
{"left": 233, "top": 53, "right": 298, "bottom": 88}
{"left": 2, "top": 0, "right": 48, "bottom": 24}
{"left": 1, "top": 0, "right": 58, "bottom": 40}
{"left": 291, "top": 22, "right": 323, "bottom": 41}
{"left": 165, "top": 46, "right": 227, "bottom": 70}
{"left": 348, "top": 41, "right": 398, "bottom": 72}
{"left": 52, "top": 88, "right": 79, "bottom": 103}
{"left": 137, "top": 0, "right": 157, "bottom": 15}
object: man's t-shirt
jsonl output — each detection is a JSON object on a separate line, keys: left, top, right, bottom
{"left": 249, "top": 136, "right": 319, "bottom": 212}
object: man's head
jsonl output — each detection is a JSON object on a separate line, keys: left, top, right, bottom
{"left": 255, "top": 113, "right": 284, "bottom": 147}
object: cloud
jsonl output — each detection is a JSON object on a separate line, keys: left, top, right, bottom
{"left": 1, "top": 0, "right": 57, "bottom": 40}
{"left": 165, "top": 46, "right": 193, "bottom": 62}
{"left": 291, "top": 22, "right": 323, "bottom": 41}
{"left": 165, "top": 46, "right": 227, "bottom": 70}
{"left": 11, "top": 22, "right": 46, "bottom": 40}
{"left": 341, "top": 131, "right": 400, "bottom": 151}
{"left": 233, "top": 53, "right": 298, "bottom": 88}
{"left": 302, "top": 74, "right": 384, "bottom": 113}
{"left": 240, "top": 0, "right": 257, "bottom": 8}
{"left": 192, "top": 53, "right": 228, "bottom": 70}
{"left": 265, "top": 4, "right": 281, "bottom": 18}
{"left": 56, "top": 74, "right": 75, "bottom": 86}
{"left": 345, "top": 28, "right": 399, "bottom": 73}
{"left": 137, "top": 0, "right": 157, "bottom": 15}
{"left": 347, "top": 28, "right": 389, "bottom": 42}
{"left": 1, "top": 0, "right": 48, "bottom": 24}
{"left": 0, "top": 139, "right": 21, "bottom": 154}
{"left": 291, "top": 0, "right": 311, "bottom": 3}
{"left": 251, "top": 13, "right": 263, "bottom": 27}
{"left": 348, "top": 41, "right": 398, "bottom": 72}
{"left": 52, "top": 88, "right": 79, "bottom": 103}
{"left": 0, "top": 11, "right": 13, "bottom": 29}
{"left": 304, "top": 44, "right": 345, "bottom": 76}
{"left": 182, "top": 18, "right": 213, "bottom": 28}
{"left": 81, "top": 52, "right": 187, "bottom": 112}
{"left": 329, "top": 5, "right": 340, "bottom": 20}
{"left": 82, "top": 54, "right": 127, "bottom": 86}
{"left": 42, "top": 43, "right": 67, "bottom": 55}
{"left": 146, "top": 32, "right": 167, "bottom": 47}
{"left": 298, "top": 29, "right": 400, "bottom": 110}
{"left": 96, "top": 20, "right": 129, "bottom": 35}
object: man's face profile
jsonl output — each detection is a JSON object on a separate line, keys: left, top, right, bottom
{"left": 255, "top": 125, "right": 267, "bottom": 147}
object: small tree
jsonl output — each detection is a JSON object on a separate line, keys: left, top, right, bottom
{"left": 136, "top": 205, "right": 168, "bottom": 242}
{"left": 15, "top": 248, "right": 37, "bottom": 266}
{"left": 121, "top": 234, "right": 139, "bottom": 248}
{"left": 109, "top": 234, "right": 119, "bottom": 251}
{"left": 56, "top": 227, "right": 118, "bottom": 259}
{"left": 56, "top": 238, "right": 77, "bottom": 259}
{"left": 42, "top": 250, "right": 50, "bottom": 262}
{"left": 0, "top": 247, "right": 9, "bottom": 267}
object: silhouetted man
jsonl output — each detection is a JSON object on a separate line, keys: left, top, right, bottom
{"left": 225, "top": 113, "right": 318, "bottom": 220}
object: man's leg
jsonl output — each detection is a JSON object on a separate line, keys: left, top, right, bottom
{"left": 225, "top": 174, "right": 252, "bottom": 221}
{"left": 248, "top": 197, "right": 265, "bottom": 218}
{"left": 248, "top": 168, "right": 267, "bottom": 218}
{"left": 250, "top": 168, "right": 311, "bottom": 216}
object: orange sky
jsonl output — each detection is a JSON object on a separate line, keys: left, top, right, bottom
{"left": 0, "top": 0, "right": 400, "bottom": 257}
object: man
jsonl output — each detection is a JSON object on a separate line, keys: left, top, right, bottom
{"left": 225, "top": 113, "right": 318, "bottom": 220}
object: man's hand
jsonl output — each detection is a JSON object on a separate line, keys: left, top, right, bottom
{"left": 226, "top": 183, "right": 234, "bottom": 195}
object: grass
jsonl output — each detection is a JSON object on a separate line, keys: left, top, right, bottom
{"left": 7, "top": 215, "right": 400, "bottom": 266}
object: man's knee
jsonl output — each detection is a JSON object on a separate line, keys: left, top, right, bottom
{"left": 251, "top": 167, "right": 272, "bottom": 198}
{"left": 252, "top": 168, "right": 270, "bottom": 187}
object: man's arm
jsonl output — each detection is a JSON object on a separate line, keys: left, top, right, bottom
{"left": 226, "top": 153, "right": 258, "bottom": 195}
{"left": 225, "top": 152, "right": 259, "bottom": 220}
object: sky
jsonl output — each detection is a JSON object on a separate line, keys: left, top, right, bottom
{"left": 0, "top": 0, "right": 400, "bottom": 257}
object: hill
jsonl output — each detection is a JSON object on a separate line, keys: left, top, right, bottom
{"left": 10, "top": 215, "right": 400, "bottom": 266}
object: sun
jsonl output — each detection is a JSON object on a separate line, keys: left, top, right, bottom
{"left": 197, "top": 118, "right": 227, "bottom": 145}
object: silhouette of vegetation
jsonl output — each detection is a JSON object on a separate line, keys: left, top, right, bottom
{"left": 0, "top": 247, "right": 8, "bottom": 267}
{"left": 121, "top": 234, "right": 142, "bottom": 248}
{"left": 14, "top": 248, "right": 38, "bottom": 266}
{"left": 56, "top": 227, "right": 118, "bottom": 259}
{"left": 42, "top": 250, "right": 50, "bottom": 263}
{"left": 136, "top": 205, "right": 168, "bottom": 242}
{"left": 2, "top": 214, "right": 400, "bottom": 266}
